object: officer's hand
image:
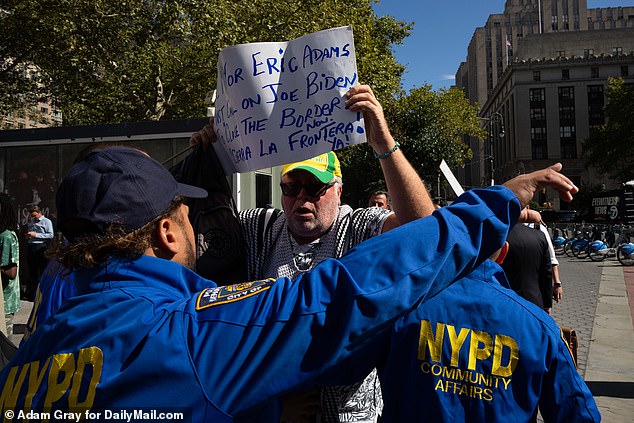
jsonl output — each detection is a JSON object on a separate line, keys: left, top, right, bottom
{"left": 553, "top": 285, "right": 563, "bottom": 302}
{"left": 189, "top": 117, "right": 216, "bottom": 151}
{"left": 503, "top": 163, "right": 578, "bottom": 222}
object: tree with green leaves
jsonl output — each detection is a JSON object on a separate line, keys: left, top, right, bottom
{"left": 340, "top": 85, "right": 486, "bottom": 207}
{"left": 2, "top": 0, "right": 486, "bottom": 204}
{"left": 582, "top": 77, "right": 634, "bottom": 183}
{"left": 0, "top": 0, "right": 411, "bottom": 125}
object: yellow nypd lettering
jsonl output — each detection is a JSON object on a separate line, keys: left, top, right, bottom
{"left": 468, "top": 330, "right": 493, "bottom": 370}
{"left": 418, "top": 321, "right": 444, "bottom": 362}
{"left": 446, "top": 325, "right": 469, "bottom": 367}
{"left": 26, "top": 357, "right": 51, "bottom": 411}
{"left": 0, "top": 365, "right": 29, "bottom": 411}
{"left": 44, "top": 352, "right": 75, "bottom": 412}
{"left": 23, "top": 286, "right": 43, "bottom": 342}
{"left": 433, "top": 379, "right": 494, "bottom": 401}
{"left": 0, "top": 346, "right": 103, "bottom": 415}
{"left": 492, "top": 334, "right": 519, "bottom": 377}
{"left": 69, "top": 347, "right": 102, "bottom": 409}
{"left": 417, "top": 320, "right": 520, "bottom": 402}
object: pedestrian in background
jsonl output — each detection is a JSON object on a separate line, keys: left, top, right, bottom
{"left": 0, "top": 194, "right": 19, "bottom": 335}
{"left": 24, "top": 205, "right": 54, "bottom": 301}
{"left": 502, "top": 221, "right": 554, "bottom": 313}
{"left": 368, "top": 190, "right": 390, "bottom": 210}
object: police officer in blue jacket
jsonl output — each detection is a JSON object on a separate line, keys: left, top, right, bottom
{"left": 377, "top": 247, "right": 600, "bottom": 422}
{"left": 0, "top": 146, "right": 578, "bottom": 421}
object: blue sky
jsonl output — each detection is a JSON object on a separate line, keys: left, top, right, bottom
{"left": 372, "top": 0, "right": 634, "bottom": 91}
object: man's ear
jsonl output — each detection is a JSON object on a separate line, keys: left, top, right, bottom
{"left": 149, "top": 217, "right": 179, "bottom": 259}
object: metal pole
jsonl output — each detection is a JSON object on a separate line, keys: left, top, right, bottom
{"left": 489, "top": 120, "right": 495, "bottom": 186}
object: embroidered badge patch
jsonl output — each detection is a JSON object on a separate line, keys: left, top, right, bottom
{"left": 196, "top": 279, "right": 275, "bottom": 310}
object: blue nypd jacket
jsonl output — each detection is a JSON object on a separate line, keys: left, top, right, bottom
{"left": 0, "top": 186, "right": 519, "bottom": 421}
{"left": 378, "top": 260, "right": 600, "bottom": 422}
{"left": 22, "top": 259, "right": 77, "bottom": 344}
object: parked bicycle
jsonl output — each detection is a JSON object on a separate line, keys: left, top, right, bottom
{"left": 586, "top": 225, "right": 633, "bottom": 265}
{"left": 617, "top": 242, "right": 634, "bottom": 266}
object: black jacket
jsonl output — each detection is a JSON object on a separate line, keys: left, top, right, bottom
{"left": 501, "top": 223, "right": 553, "bottom": 309}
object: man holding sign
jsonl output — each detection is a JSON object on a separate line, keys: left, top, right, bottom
{"left": 192, "top": 83, "right": 435, "bottom": 422}
{"left": 196, "top": 27, "right": 435, "bottom": 420}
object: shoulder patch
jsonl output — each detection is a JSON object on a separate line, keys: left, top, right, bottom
{"left": 196, "top": 279, "right": 275, "bottom": 310}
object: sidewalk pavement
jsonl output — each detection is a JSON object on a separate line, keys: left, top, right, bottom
{"left": 9, "top": 299, "right": 32, "bottom": 347}
{"left": 583, "top": 262, "right": 634, "bottom": 422}
{"left": 8, "top": 258, "right": 634, "bottom": 421}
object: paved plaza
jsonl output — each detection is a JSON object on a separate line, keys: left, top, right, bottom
{"left": 552, "top": 255, "right": 634, "bottom": 422}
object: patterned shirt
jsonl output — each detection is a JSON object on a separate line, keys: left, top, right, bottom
{"left": 239, "top": 205, "right": 390, "bottom": 422}
{"left": 0, "top": 230, "right": 20, "bottom": 314}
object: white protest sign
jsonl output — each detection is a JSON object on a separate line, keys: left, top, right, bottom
{"left": 212, "top": 26, "right": 365, "bottom": 174}
{"left": 439, "top": 159, "right": 464, "bottom": 196}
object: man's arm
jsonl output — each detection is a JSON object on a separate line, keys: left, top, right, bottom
{"left": 41, "top": 218, "right": 55, "bottom": 239}
{"left": 538, "top": 333, "right": 601, "bottom": 422}
{"left": 552, "top": 264, "right": 563, "bottom": 302}
{"left": 539, "top": 223, "right": 563, "bottom": 303}
{"left": 345, "top": 85, "right": 434, "bottom": 232}
{"left": 192, "top": 164, "right": 579, "bottom": 415}
{"left": 539, "top": 236, "right": 554, "bottom": 313}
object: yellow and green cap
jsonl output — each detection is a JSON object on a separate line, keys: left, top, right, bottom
{"left": 281, "top": 151, "right": 342, "bottom": 184}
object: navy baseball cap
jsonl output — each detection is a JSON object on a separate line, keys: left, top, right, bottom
{"left": 57, "top": 146, "right": 207, "bottom": 241}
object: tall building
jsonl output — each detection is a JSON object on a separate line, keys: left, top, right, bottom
{"left": 1, "top": 65, "right": 63, "bottom": 129}
{"left": 455, "top": 0, "right": 634, "bottom": 209}
{"left": 2, "top": 100, "right": 62, "bottom": 129}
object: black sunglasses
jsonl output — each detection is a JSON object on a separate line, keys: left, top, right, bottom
{"left": 280, "top": 180, "right": 336, "bottom": 198}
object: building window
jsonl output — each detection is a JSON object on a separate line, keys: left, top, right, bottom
{"left": 584, "top": 48, "right": 594, "bottom": 58}
{"left": 621, "top": 65, "right": 629, "bottom": 77}
{"left": 557, "top": 50, "right": 566, "bottom": 58}
{"left": 559, "top": 86, "right": 577, "bottom": 159}
{"left": 587, "top": 85, "right": 605, "bottom": 127}
{"left": 562, "top": 69, "right": 570, "bottom": 80}
{"left": 529, "top": 88, "right": 545, "bottom": 102}
{"left": 530, "top": 88, "right": 548, "bottom": 160}
{"left": 559, "top": 105, "right": 575, "bottom": 121}
{"left": 591, "top": 67, "right": 599, "bottom": 78}
{"left": 613, "top": 47, "right": 623, "bottom": 56}
{"left": 560, "top": 126, "right": 574, "bottom": 138}
{"left": 558, "top": 86, "right": 575, "bottom": 101}
{"left": 533, "top": 71, "right": 541, "bottom": 82}
{"left": 531, "top": 127, "right": 548, "bottom": 159}
{"left": 530, "top": 108, "right": 546, "bottom": 120}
